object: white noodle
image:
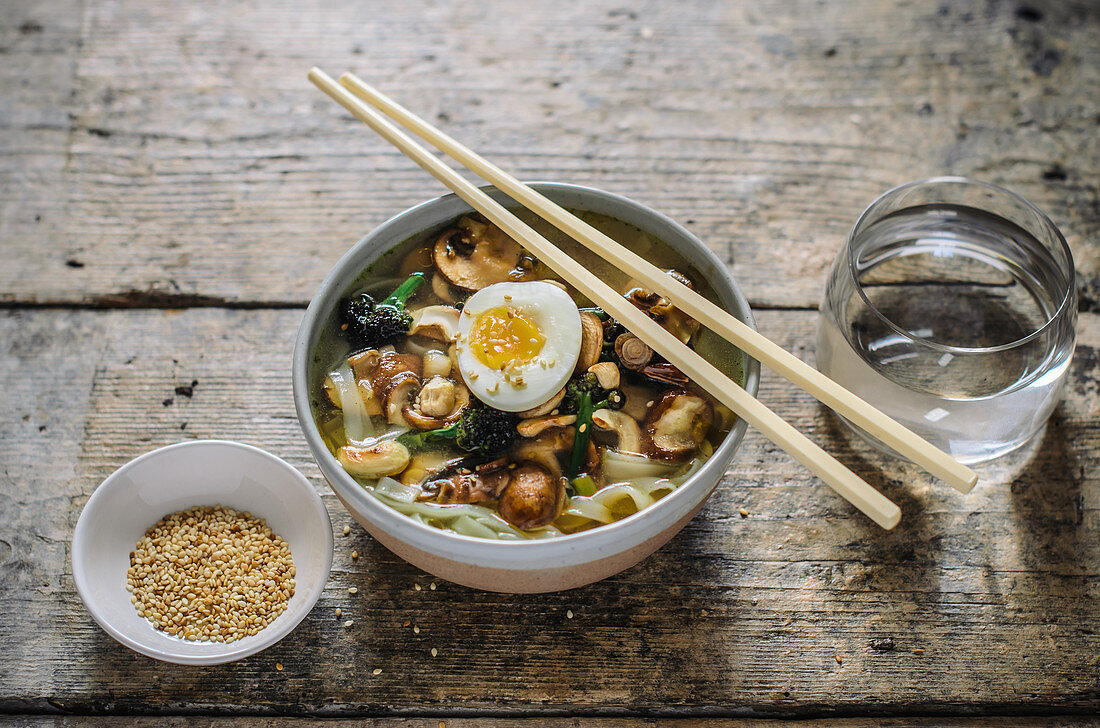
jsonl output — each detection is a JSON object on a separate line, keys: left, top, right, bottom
{"left": 329, "top": 364, "right": 375, "bottom": 441}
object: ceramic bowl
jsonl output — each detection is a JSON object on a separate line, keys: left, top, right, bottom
{"left": 293, "top": 183, "right": 759, "bottom": 592}
{"left": 72, "top": 440, "right": 333, "bottom": 664}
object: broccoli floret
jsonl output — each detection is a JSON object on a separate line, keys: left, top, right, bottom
{"left": 563, "top": 372, "right": 624, "bottom": 485}
{"left": 561, "top": 372, "right": 624, "bottom": 415}
{"left": 398, "top": 402, "right": 518, "bottom": 457}
{"left": 342, "top": 273, "right": 426, "bottom": 349}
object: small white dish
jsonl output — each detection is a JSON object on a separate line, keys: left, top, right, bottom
{"left": 72, "top": 440, "right": 333, "bottom": 665}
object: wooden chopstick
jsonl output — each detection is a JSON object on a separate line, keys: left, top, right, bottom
{"left": 337, "top": 72, "right": 978, "bottom": 497}
{"left": 308, "top": 67, "right": 901, "bottom": 529}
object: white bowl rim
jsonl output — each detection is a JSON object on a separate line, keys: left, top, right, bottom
{"left": 293, "top": 182, "right": 760, "bottom": 568}
{"left": 71, "top": 439, "right": 334, "bottom": 665}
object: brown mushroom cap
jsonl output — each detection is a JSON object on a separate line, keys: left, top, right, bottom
{"left": 432, "top": 218, "right": 537, "bottom": 292}
{"left": 575, "top": 312, "right": 604, "bottom": 373}
{"left": 641, "top": 361, "right": 691, "bottom": 388}
{"left": 514, "top": 426, "right": 574, "bottom": 480}
{"left": 643, "top": 390, "right": 714, "bottom": 461}
{"left": 591, "top": 408, "right": 644, "bottom": 455}
{"left": 369, "top": 352, "right": 422, "bottom": 397}
{"left": 615, "top": 333, "right": 654, "bottom": 371}
{"left": 420, "top": 457, "right": 511, "bottom": 504}
{"left": 624, "top": 269, "right": 701, "bottom": 344}
{"left": 498, "top": 462, "right": 564, "bottom": 530}
{"left": 402, "top": 378, "right": 470, "bottom": 430}
{"left": 384, "top": 372, "right": 421, "bottom": 427}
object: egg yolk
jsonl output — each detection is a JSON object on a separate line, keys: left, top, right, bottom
{"left": 468, "top": 306, "right": 546, "bottom": 370}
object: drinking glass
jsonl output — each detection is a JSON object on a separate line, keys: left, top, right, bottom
{"left": 816, "top": 177, "right": 1076, "bottom": 465}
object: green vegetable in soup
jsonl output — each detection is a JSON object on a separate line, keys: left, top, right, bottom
{"left": 397, "top": 401, "right": 519, "bottom": 457}
{"left": 342, "top": 273, "right": 426, "bottom": 349}
{"left": 563, "top": 372, "right": 625, "bottom": 485}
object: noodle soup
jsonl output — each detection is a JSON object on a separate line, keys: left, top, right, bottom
{"left": 310, "top": 208, "right": 743, "bottom": 540}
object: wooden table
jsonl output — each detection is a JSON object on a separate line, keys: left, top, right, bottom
{"left": 3, "top": 0, "right": 1099, "bottom": 724}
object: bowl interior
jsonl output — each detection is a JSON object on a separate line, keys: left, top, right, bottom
{"left": 72, "top": 440, "right": 333, "bottom": 664}
{"left": 293, "top": 182, "right": 759, "bottom": 569}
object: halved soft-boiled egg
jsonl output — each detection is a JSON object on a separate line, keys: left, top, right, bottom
{"left": 456, "top": 281, "right": 582, "bottom": 412}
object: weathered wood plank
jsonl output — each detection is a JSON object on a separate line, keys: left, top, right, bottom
{"left": 0, "top": 0, "right": 83, "bottom": 288}
{"left": 4, "top": 718, "right": 1100, "bottom": 727}
{"left": 1, "top": 0, "right": 1097, "bottom": 309}
{"left": 2, "top": 308, "right": 1098, "bottom": 715}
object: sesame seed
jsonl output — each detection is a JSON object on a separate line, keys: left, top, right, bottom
{"left": 342, "top": 525, "right": 351, "bottom": 536}
{"left": 413, "top": 625, "right": 420, "bottom": 634}
{"left": 429, "top": 582, "right": 437, "bottom": 591}
{"left": 430, "top": 647, "right": 438, "bottom": 657}
{"left": 646, "top": 400, "right": 654, "bottom": 408}
{"left": 125, "top": 505, "right": 294, "bottom": 644}
{"left": 567, "top": 610, "right": 574, "bottom": 619}
{"left": 835, "top": 654, "right": 843, "bottom": 664}
{"left": 348, "top": 587, "right": 358, "bottom": 594}
{"left": 403, "top": 620, "right": 411, "bottom": 627}
{"left": 344, "top": 620, "right": 354, "bottom": 628}
{"left": 578, "top": 423, "right": 587, "bottom": 433}
{"left": 373, "top": 668, "right": 383, "bottom": 675}
{"left": 335, "top": 608, "right": 342, "bottom": 617}
{"left": 351, "top": 550, "right": 358, "bottom": 559}
{"left": 414, "top": 583, "right": 422, "bottom": 591}
{"left": 276, "top": 663, "right": 284, "bottom": 671}
{"left": 739, "top": 508, "right": 749, "bottom": 518}
{"left": 914, "top": 648, "right": 925, "bottom": 655}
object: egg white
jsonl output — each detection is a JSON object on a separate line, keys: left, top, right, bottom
{"left": 456, "top": 281, "right": 582, "bottom": 412}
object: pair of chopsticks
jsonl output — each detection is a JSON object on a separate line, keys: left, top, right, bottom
{"left": 308, "top": 67, "right": 978, "bottom": 530}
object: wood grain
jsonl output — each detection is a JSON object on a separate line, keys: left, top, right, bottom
{"left": 2, "top": 308, "right": 1097, "bottom": 716}
{"left": 0, "top": 0, "right": 1097, "bottom": 309}
{"left": 5, "top": 719, "right": 1100, "bottom": 728}
{"left": 4, "top": 0, "right": 1100, "bottom": 720}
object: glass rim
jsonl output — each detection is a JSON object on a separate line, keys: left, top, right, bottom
{"left": 845, "top": 176, "right": 1076, "bottom": 355}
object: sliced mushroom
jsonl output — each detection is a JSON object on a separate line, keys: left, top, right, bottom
{"left": 644, "top": 390, "right": 714, "bottom": 461}
{"left": 591, "top": 408, "right": 644, "bottom": 455}
{"left": 322, "top": 375, "right": 341, "bottom": 408}
{"left": 588, "top": 361, "right": 621, "bottom": 390}
{"left": 402, "top": 378, "right": 471, "bottom": 430}
{"left": 418, "top": 376, "right": 457, "bottom": 417}
{"left": 575, "top": 312, "right": 604, "bottom": 373}
{"left": 618, "top": 381, "right": 655, "bottom": 422}
{"left": 624, "top": 269, "right": 701, "bottom": 344}
{"left": 400, "top": 453, "right": 465, "bottom": 485}
{"left": 356, "top": 379, "right": 383, "bottom": 417}
{"left": 421, "top": 458, "right": 511, "bottom": 504}
{"left": 384, "top": 372, "right": 421, "bottom": 427}
{"left": 348, "top": 349, "right": 382, "bottom": 381}
{"left": 514, "top": 426, "right": 574, "bottom": 480}
{"left": 615, "top": 333, "right": 654, "bottom": 371}
{"left": 516, "top": 386, "right": 567, "bottom": 418}
{"left": 369, "top": 351, "right": 422, "bottom": 397}
{"left": 432, "top": 218, "right": 537, "bottom": 292}
{"left": 337, "top": 440, "right": 411, "bottom": 478}
{"left": 423, "top": 349, "right": 452, "bottom": 378}
{"left": 517, "top": 414, "right": 577, "bottom": 438}
{"left": 642, "top": 362, "right": 691, "bottom": 387}
{"left": 408, "top": 305, "right": 461, "bottom": 342}
{"left": 498, "top": 462, "right": 564, "bottom": 529}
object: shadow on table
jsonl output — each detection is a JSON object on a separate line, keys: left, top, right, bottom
{"left": 70, "top": 409, "right": 1093, "bottom": 714}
